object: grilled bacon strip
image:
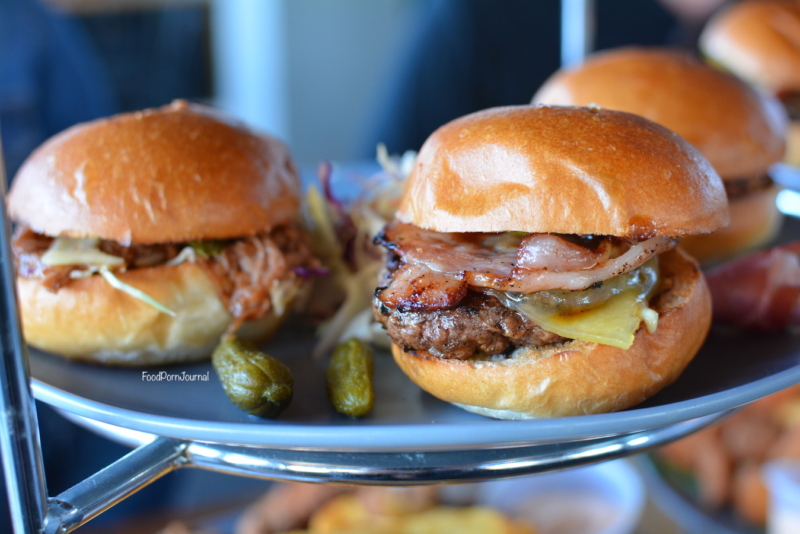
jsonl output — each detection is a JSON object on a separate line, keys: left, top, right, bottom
{"left": 377, "top": 221, "right": 675, "bottom": 307}
{"left": 377, "top": 263, "right": 468, "bottom": 311}
{"left": 378, "top": 222, "right": 520, "bottom": 278}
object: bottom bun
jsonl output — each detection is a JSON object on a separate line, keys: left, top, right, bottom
{"left": 17, "top": 262, "right": 294, "bottom": 366}
{"left": 391, "top": 247, "right": 710, "bottom": 419}
{"left": 679, "top": 184, "right": 782, "bottom": 265}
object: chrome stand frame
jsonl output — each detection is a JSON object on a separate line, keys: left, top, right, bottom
{"left": 40, "top": 411, "right": 728, "bottom": 533}
{"left": 0, "top": 138, "right": 48, "bottom": 534}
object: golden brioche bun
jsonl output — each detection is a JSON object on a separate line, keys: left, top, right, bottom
{"left": 397, "top": 105, "right": 729, "bottom": 238}
{"left": 392, "top": 247, "right": 710, "bottom": 419}
{"left": 18, "top": 262, "right": 294, "bottom": 366}
{"left": 700, "top": 0, "right": 800, "bottom": 94}
{"left": 8, "top": 100, "right": 300, "bottom": 244}
{"left": 680, "top": 184, "right": 783, "bottom": 264}
{"left": 532, "top": 47, "right": 787, "bottom": 180}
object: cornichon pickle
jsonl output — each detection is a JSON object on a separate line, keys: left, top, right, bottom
{"left": 212, "top": 336, "right": 293, "bottom": 418}
{"left": 327, "top": 338, "right": 374, "bottom": 418}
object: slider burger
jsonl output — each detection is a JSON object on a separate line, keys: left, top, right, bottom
{"left": 8, "top": 100, "right": 317, "bottom": 365}
{"left": 373, "top": 105, "right": 728, "bottom": 419}
{"left": 700, "top": 0, "right": 800, "bottom": 167}
{"left": 533, "top": 47, "right": 787, "bottom": 264}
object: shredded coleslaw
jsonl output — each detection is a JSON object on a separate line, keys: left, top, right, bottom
{"left": 305, "top": 144, "right": 415, "bottom": 358}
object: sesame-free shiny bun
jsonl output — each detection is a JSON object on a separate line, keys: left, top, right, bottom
{"left": 17, "top": 262, "right": 295, "bottom": 366}
{"left": 8, "top": 100, "right": 300, "bottom": 244}
{"left": 392, "top": 248, "right": 710, "bottom": 419}
{"left": 700, "top": 0, "right": 800, "bottom": 94}
{"left": 397, "top": 105, "right": 729, "bottom": 238}
{"left": 532, "top": 47, "right": 787, "bottom": 180}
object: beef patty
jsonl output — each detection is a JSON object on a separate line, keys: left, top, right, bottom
{"left": 373, "top": 288, "right": 567, "bottom": 360}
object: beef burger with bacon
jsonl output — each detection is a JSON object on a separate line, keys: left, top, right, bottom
{"left": 9, "top": 100, "right": 318, "bottom": 365}
{"left": 373, "top": 105, "right": 729, "bottom": 419}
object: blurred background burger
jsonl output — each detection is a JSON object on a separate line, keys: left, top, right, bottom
{"left": 533, "top": 47, "right": 787, "bottom": 264}
{"left": 700, "top": 0, "right": 800, "bottom": 166}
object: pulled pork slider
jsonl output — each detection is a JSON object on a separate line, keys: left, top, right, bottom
{"left": 9, "top": 100, "right": 317, "bottom": 365}
{"left": 700, "top": 0, "right": 800, "bottom": 167}
{"left": 373, "top": 105, "right": 728, "bottom": 419}
{"left": 533, "top": 47, "right": 787, "bottom": 265}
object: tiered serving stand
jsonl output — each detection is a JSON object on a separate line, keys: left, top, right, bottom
{"left": 0, "top": 140, "right": 730, "bottom": 534}
{"left": 4, "top": 2, "right": 800, "bottom": 532}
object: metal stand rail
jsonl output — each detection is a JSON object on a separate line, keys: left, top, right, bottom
{"left": 42, "top": 411, "right": 727, "bottom": 533}
{"left": 0, "top": 137, "right": 48, "bottom": 533}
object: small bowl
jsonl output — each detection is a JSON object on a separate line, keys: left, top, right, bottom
{"left": 475, "top": 460, "right": 645, "bottom": 534}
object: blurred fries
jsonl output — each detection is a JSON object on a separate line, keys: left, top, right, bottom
{"left": 657, "top": 385, "right": 800, "bottom": 525}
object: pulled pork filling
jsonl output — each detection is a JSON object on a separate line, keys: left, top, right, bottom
{"left": 13, "top": 224, "right": 318, "bottom": 333}
{"left": 373, "top": 221, "right": 674, "bottom": 359}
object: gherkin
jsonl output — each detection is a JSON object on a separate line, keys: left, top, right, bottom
{"left": 212, "top": 336, "right": 293, "bottom": 418}
{"left": 327, "top": 338, "right": 375, "bottom": 418}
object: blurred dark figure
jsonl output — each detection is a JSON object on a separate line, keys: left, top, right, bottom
{"left": 80, "top": 6, "right": 210, "bottom": 112}
{"left": 362, "top": 0, "right": 727, "bottom": 157}
{"left": 0, "top": 0, "right": 117, "bottom": 177}
{"left": 0, "top": 0, "right": 210, "bottom": 531}
{"left": 0, "top": 0, "right": 210, "bottom": 178}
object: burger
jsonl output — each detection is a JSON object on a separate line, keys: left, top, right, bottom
{"left": 372, "top": 105, "right": 728, "bottom": 419}
{"left": 8, "top": 100, "right": 317, "bottom": 366}
{"left": 532, "top": 47, "right": 787, "bottom": 265}
{"left": 700, "top": 0, "right": 800, "bottom": 167}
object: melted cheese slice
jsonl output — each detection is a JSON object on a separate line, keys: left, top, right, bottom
{"left": 492, "top": 258, "right": 660, "bottom": 350}
{"left": 41, "top": 237, "right": 124, "bottom": 267}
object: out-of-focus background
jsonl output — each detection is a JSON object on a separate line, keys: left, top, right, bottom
{"left": 0, "top": 0, "right": 745, "bottom": 532}
{"left": 1, "top": 0, "right": 718, "bottom": 177}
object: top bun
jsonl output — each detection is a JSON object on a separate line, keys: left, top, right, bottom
{"left": 8, "top": 100, "right": 300, "bottom": 244}
{"left": 700, "top": 0, "right": 800, "bottom": 94}
{"left": 397, "top": 105, "right": 729, "bottom": 238}
{"left": 532, "top": 47, "right": 787, "bottom": 179}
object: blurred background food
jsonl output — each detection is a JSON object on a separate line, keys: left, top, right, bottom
{"left": 655, "top": 385, "right": 800, "bottom": 527}
{"left": 532, "top": 46, "right": 787, "bottom": 265}
{"left": 0, "top": 0, "right": 724, "bottom": 180}
{"left": 211, "top": 460, "right": 642, "bottom": 534}
{"left": 699, "top": 0, "right": 800, "bottom": 167}
{"left": 706, "top": 241, "right": 800, "bottom": 333}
